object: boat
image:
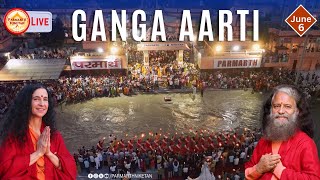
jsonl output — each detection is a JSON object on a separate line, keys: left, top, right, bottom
{"left": 164, "top": 97, "right": 172, "bottom": 102}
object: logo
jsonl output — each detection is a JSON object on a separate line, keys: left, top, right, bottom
{"left": 4, "top": 8, "right": 30, "bottom": 35}
{"left": 4, "top": 8, "right": 52, "bottom": 35}
{"left": 285, "top": 5, "right": 317, "bottom": 37}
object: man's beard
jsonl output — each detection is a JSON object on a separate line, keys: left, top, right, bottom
{"left": 263, "top": 111, "right": 298, "bottom": 141}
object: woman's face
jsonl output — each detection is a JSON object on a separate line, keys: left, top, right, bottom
{"left": 31, "top": 88, "right": 49, "bottom": 118}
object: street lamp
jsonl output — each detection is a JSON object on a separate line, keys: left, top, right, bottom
{"left": 97, "top": 48, "right": 104, "bottom": 53}
{"left": 215, "top": 45, "right": 223, "bottom": 52}
{"left": 233, "top": 45, "right": 240, "bottom": 51}
{"left": 252, "top": 44, "right": 260, "bottom": 51}
{"left": 110, "top": 47, "right": 118, "bottom": 55}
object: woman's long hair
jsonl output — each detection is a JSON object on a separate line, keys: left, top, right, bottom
{"left": 0, "top": 84, "right": 57, "bottom": 145}
{"left": 261, "top": 84, "right": 314, "bottom": 138}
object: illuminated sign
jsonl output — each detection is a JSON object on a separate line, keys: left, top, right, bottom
{"left": 214, "top": 58, "right": 261, "bottom": 69}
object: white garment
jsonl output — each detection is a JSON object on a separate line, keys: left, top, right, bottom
{"left": 78, "top": 157, "right": 84, "bottom": 163}
{"left": 110, "top": 165, "right": 116, "bottom": 172}
{"left": 89, "top": 155, "right": 95, "bottom": 162}
{"left": 234, "top": 158, "right": 239, "bottom": 165}
{"left": 125, "top": 162, "right": 131, "bottom": 170}
{"left": 173, "top": 162, "right": 179, "bottom": 172}
{"left": 119, "top": 151, "right": 125, "bottom": 158}
{"left": 196, "top": 164, "right": 215, "bottom": 180}
{"left": 97, "top": 153, "right": 103, "bottom": 161}
{"left": 95, "top": 156, "right": 100, "bottom": 169}
{"left": 234, "top": 174, "right": 241, "bottom": 180}
{"left": 114, "top": 153, "right": 119, "bottom": 159}
{"left": 132, "top": 152, "right": 137, "bottom": 157}
{"left": 125, "top": 151, "right": 130, "bottom": 157}
{"left": 240, "top": 152, "right": 246, "bottom": 159}
{"left": 229, "top": 155, "right": 234, "bottom": 163}
{"left": 183, "top": 167, "right": 188, "bottom": 173}
{"left": 157, "top": 155, "right": 162, "bottom": 162}
{"left": 84, "top": 160, "right": 90, "bottom": 168}
{"left": 193, "top": 86, "right": 197, "bottom": 94}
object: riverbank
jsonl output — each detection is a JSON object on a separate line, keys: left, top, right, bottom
{"left": 139, "top": 88, "right": 253, "bottom": 94}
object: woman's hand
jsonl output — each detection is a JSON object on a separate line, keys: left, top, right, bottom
{"left": 36, "top": 126, "right": 49, "bottom": 156}
{"left": 45, "top": 127, "right": 51, "bottom": 155}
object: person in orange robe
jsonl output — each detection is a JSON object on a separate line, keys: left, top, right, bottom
{"left": 0, "top": 84, "right": 77, "bottom": 180}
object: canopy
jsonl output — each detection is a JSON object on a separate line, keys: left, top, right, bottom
{"left": 0, "top": 59, "right": 66, "bottom": 81}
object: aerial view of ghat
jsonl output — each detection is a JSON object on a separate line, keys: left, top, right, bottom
{"left": 0, "top": 0, "right": 319, "bottom": 179}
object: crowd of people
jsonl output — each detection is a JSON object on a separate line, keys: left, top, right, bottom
{"left": 126, "top": 47, "right": 199, "bottom": 92}
{"left": 201, "top": 69, "right": 320, "bottom": 101}
{"left": 71, "top": 84, "right": 320, "bottom": 179}
{"left": 3, "top": 43, "right": 318, "bottom": 105}
{"left": 127, "top": 43, "right": 144, "bottom": 65}
{"left": 1, "top": 44, "right": 320, "bottom": 180}
{"left": 128, "top": 61, "right": 199, "bottom": 89}
{"left": 74, "top": 127, "right": 261, "bottom": 179}
{"left": 1, "top": 79, "right": 318, "bottom": 179}
{"left": 1, "top": 69, "right": 319, "bottom": 120}
{"left": 8, "top": 45, "right": 76, "bottom": 60}
{"left": 263, "top": 52, "right": 289, "bottom": 63}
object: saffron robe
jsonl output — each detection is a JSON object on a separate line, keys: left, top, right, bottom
{"left": 0, "top": 128, "right": 77, "bottom": 180}
{"left": 245, "top": 131, "right": 320, "bottom": 179}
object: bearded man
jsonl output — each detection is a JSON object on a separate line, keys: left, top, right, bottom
{"left": 245, "top": 85, "right": 320, "bottom": 179}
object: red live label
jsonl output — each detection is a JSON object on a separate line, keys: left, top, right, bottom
{"left": 285, "top": 5, "right": 317, "bottom": 37}
{"left": 26, "top": 11, "right": 52, "bottom": 33}
{"left": 31, "top": 17, "right": 49, "bottom": 26}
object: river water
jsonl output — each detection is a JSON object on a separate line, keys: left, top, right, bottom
{"left": 56, "top": 90, "right": 320, "bottom": 156}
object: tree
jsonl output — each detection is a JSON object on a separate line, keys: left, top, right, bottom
{"left": 40, "top": 17, "right": 65, "bottom": 47}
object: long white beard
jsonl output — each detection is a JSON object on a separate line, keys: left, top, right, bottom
{"left": 264, "top": 111, "right": 298, "bottom": 141}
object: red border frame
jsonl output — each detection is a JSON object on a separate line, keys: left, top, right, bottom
{"left": 4, "top": 8, "right": 30, "bottom": 35}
